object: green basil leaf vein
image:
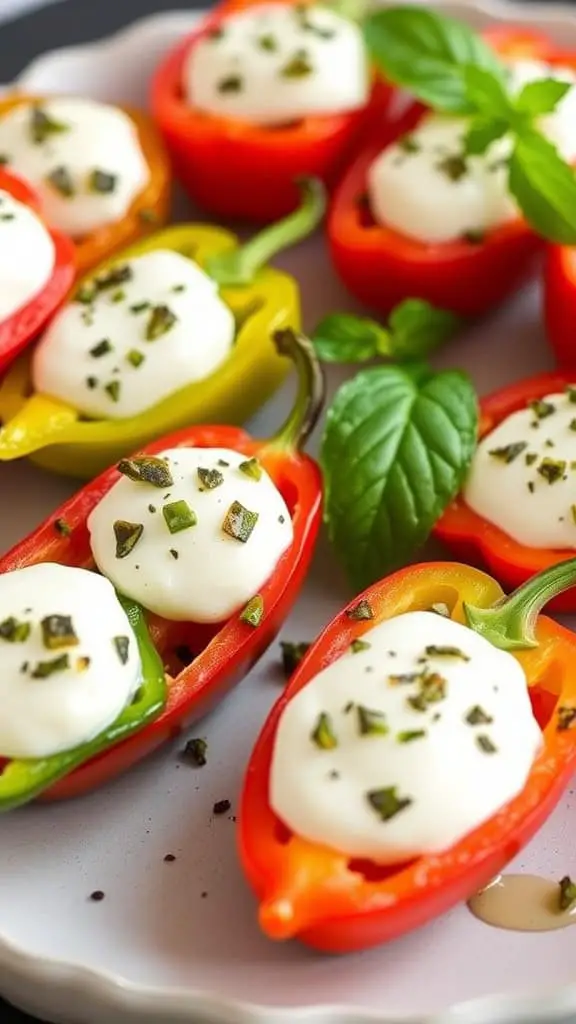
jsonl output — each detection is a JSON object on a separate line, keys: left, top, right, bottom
{"left": 321, "top": 363, "right": 478, "bottom": 590}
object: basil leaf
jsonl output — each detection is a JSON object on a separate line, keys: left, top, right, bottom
{"left": 312, "top": 314, "right": 389, "bottom": 363}
{"left": 464, "top": 65, "right": 512, "bottom": 117}
{"left": 387, "top": 300, "right": 461, "bottom": 360}
{"left": 321, "top": 363, "right": 478, "bottom": 589}
{"left": 509, "top": 129, "right": 576, "bottom": 244}
{"left": 464, "top": 116, "right": 509, "bottom": 156}
{"left": 515, "top": 78, "right": 571, "bottom": 116}
{"left": 363, "top": 6, "right": 505, "bottom": 114}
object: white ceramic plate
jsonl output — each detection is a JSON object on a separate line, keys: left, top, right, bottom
{"left": 2, "top": 3, "right": 576, "bottom": 1023}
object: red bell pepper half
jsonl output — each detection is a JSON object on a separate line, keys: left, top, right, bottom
{"left": 0, "top": 328, "right": 323, "bottom": 803}
{"left": 435, "top": 370, "right": 576, "bottom": 612}
{"left": 150, "top": 0, "right": 394, "bottom": 223}
{"left": 239, "top": 559, "right": 576, "bottom": 953}
{"left": 544, "top": 244, "right": 576, "bottom": 369}
{"left": 0, "top": 168, "right": 75, "bottom": 373}
{"left": 328, "top": 27, "right": 571, "bottom": 319}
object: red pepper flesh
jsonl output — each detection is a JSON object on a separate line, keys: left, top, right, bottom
{"left": 435, "top": 371, "right": 576, "bottom": 612}
{"left": 150, "top": 0, "right": 394, "bottom": 223}
{"left": 0, "top": 168, "right": 75, "bottom": 373}
{"left": 328, "top": 27, "right": 571, "bottom": 319}
{"left": 0, "top": 422, "right": 322, "bottom": 802}
{"left": 544, "top": 244, "right": 576, "bottom": 369}
{"left": 239, "top": 561, "right": 576, "bottom": 953}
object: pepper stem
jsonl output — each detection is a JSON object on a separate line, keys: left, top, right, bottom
{"left": 205, "top": 178, "right": 326, "bottom": 288}
{"left": 463, "top": 557, "right": 576, "bottom": 651}
{"left": 266, "top": 329, "right": 325, "bottom": 452}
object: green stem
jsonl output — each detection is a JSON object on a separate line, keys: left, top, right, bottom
{"left": 463, "top": 557, "right": 576, "bottom": 651}
{"left": 205, "top": 178, "right": 326, "bottom": 288}
{"left": 266, "top": 329, "right": 325, "bottom": 452}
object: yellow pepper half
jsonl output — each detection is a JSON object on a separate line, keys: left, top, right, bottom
{"left": 0, "top": 179, "right": 325, "bottom": 479}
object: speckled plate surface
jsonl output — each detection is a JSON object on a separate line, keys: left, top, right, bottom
{"left": 1, "top": 3, "right": 576, "bottom": 1023}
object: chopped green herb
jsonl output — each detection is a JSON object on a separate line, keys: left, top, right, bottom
{"left": 86, "top": 375, "right": 98, "bottom": 389}
{"left": 407, "top": 670, "right": 447, "bottom": 711}
{"left": 88, "top": 169, "right": 117, "bottom": 194}
{"left": 566, "top": 386, "right": 576, "bottom": 404}
{"left": 0, "top": 617, "right": 30, "bottom": 643}
{"left": 54, "top": 517, "right": 71, "bottom": 537}
{"left": 217, "top": 74, "right": 243, "bottom": 93}
{"left": 113, "top": 635, "right": 130, "bottom": 665}
{"left": 345, "top": 599, "right": 374, "bottom": 621}
{"left": 146, "top": 304, "right": 177, "bottom": 341}
{"left": 95, "top": 265, "right": 133, "bottom": 292}
{"left": 537, "top": 458, "right": 567, "bottom": 484}
{"left": 557, "top": 705, "right": 576, "bottom": 731}
{"left": 462, "top": 228, "right": 485, "bottom": 244}
{"left": 30, "top": 106, "right": 69, "bottom": 144}
{"left": 559, "top": 875, "right": 576, "bottom": 911}
{"left": 388, "top": 671, "right": 421, "bottom": 686}
{"left": 46, "top": 165, "right": 75, "bottom": 197}
{"left": 570, "top": 419, "right": 576, "bottom": 432}
{"left": 525, "top": 452, "right": 538, "bottom": 466}
{"left": 280, "top": 49, "right": 313, "bottom": 78}
{"left": 476, "top": 734, "right": 497, "bottom": 754}
{"left": 436, "top": 153, "right": 468, "bottom": 181}
{"left": 118, "top": 455, "right": 173, "bottom": 488}
{"left": 424, "top": 645, "right": 469, "bottom": 660}
{"left": 294, "top": 5, "right": 335, "bottom": 38}
{"left": 169, "top": 548, "right": 179, "bottom": 559}
{"left": 113, "top": 519, "right": 144, "bottom": 558}
{"left": 222, "top": 500, "right": 259, "bottom": 542}
{"left": 0, "top": 213, "right": 15, "bottom": 221}
{"left": 207, "top": 25, "right": 224, "bottom": 40}
{"left": 197, "top": 467, "right": 224, "bottom": 490}
{"left": 351, "top": 638, "right": 371, "bottom": 654}
{"left": 529, "top": 399, "right": 555, "bottom": 420}
{"left": 148, "top": 504, "right": 156, "bottom": 514}
{"left": 183, "top": 738, "right": 208, "bottom": 767}
{"left": 528, "top": 481, "right": 535, "bottom": 493}
{"left": 111, "top": 289, "right": 125, "bottom": 303}
{"left": 488, "top": 441, "right": 527, "bottom": 464}
{"left": 257, "top": 32, "right": 278, "bottom": 51}
{"left": 89, "top": 338, "right": 112, "bottom": 358}
{"left": 30, "top": 653, "right": 70, "bottom": 678}
{"left": 357, "top": 705, "right": 388, "bottom": 736}
{"left": 40, "top": 615, "right": 78, "bottom": 650}
{"left": 367, "top": 787, "right": 413, "bottom": 822}
{"left": 105, "top": 380, "right": 121, "bottom": 403}
{"left": 545, "top": 438, "right": 555, "bottom": 448}
{"left": 240, "top": 594, "right": 264, "bottom": 627}
{"left": 397, "top": 729, "right": 426, "bottom": 743}
{"left": 0, "top": 155, "right": 9, "bottom": 165}
{"left": 126, "top": 349, "right": 145, "bottom": 368}
{"left": 399, "top": 134, "right": 420, "bottom": 154}
{"left": 238, "top": 457, "right": 262, "bottom": 481}
{"left": 280, "top": 640, "right": 310, "bottom": 677}
{"left": 130, "top": 301, "right": 150, "bottom": 314}
{"left": 162, "top": 499, "right": 197, "bottom": 534}
{"left": 217, "top": 459, "right": 229, "bottom": 467}
{"left": 76, "top": 656, "right": 91, "bottom": 672}
{"left": 465, "top": 705, "right": 493, "bottom": 726}
{"left": 311, "top": 711, "right": 338, "bottom": 749}
{"left": 571, "top": 505, "right": 576, "bottom": 525}
{"left": 76, "top": 283, "right": 96, "bottom": 305}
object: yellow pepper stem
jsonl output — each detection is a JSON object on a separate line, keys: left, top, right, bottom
{"left": 267, "top": 328, "right": 325, "bottom": 453}
{"left": 464, "top": 556, "right": 576, "bottom": 651}
{"left": 0, "top": 394, "right": 77, "bottom": 459}
{"left": 204, "top": 178, "right": 326, "bottom": 288}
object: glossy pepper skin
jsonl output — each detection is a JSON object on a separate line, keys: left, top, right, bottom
{"left": 150, "top": 0, "right": 393, "bottom": 223}
{"left": 544, "top": 245, "right": 576, "bottom": 368}
{"left": 239, "top": 560, "right": 576, "bottom": 953}
{"left": 0, "top": 168, "right": 75, "bottom": 373}
{"left": 0, "top": 224, "right": 299, "bottom": 480}
{"left": 0, "top": 329, "right": 323, "bottom": 804}
{"left": 328, "top": 27, "right": 567, "bottom": 319}
{"left": 0, "top": 94, "right": 171, "bottom": 276}
{"left": 435, "top": 371, "right": 576, "bottom": 613}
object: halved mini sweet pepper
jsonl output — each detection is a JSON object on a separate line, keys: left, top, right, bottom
{"left": 0, "top": 93, "right": 171, "bottom": 276}
{"left": 0, "top": 167, "right": 75, "bottom": 373}
{"left": 434, "top": 371, "right": 576, "bottom": 612}
{"left": 0, "top": 328, "right": 324, "bottom": 809}
{"left": 150, "top": 0, "right": 394, "bottom": 223}
{"left": 0, "top": 177, "right": 324, "bottom": 479}
{"left": 328, "top": 27, "right": 566, "bottom": 318}
{"left": 544, "top": 245, "right": 576, "bottom": 368}
{"left": 240, "top": 559, "right": 576, "bottom": 952}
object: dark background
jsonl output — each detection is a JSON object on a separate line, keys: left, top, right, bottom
{"left": 0, "top": 0, "right": 562, "bottom": 1021}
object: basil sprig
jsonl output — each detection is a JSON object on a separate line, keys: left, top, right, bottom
{"left": 364, "top": 6, "right": 576, "bottom": 243}
{"left": 321, "top": 362, "right": 478, "bottom": 589}
{"left": 312, "top": 299, "right": 460, "bottom": 364}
